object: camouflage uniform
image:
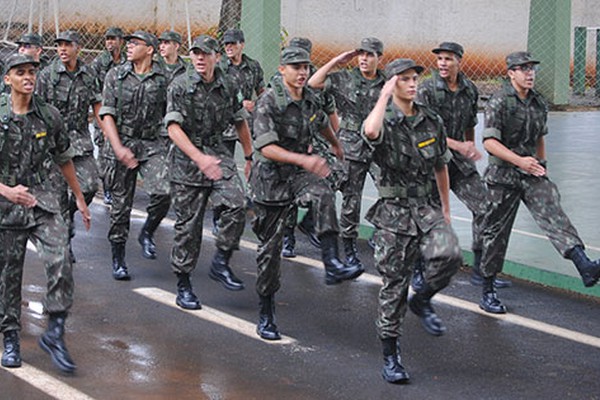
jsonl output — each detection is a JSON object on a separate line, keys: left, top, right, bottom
{"left": 0, "top": 93, "right": 75, "bottom": 334}
{"left": 364, "top": 93, "right": 461, "bottom": 340}
{"left": 36, "top": 49, "right": 102, "bottom": 241}
{"left": 480, "top": 80, "right": 583, "bottom": 277}
{"left": 417, "top": 69, "right": 485, "bottom": 252}
{"left": 165, "top": 66, "right": 249, "bottom": 275}
{"left": 99, "top": 59, "right": 170, "bottom": 245}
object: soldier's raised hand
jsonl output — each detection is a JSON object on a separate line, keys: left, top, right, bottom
{"left": 335, "top": 50, "right": 359, "bottom": 65}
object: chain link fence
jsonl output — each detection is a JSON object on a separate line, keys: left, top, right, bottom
{"left": 0, "top": 0, "right": 598, "bottom": 107}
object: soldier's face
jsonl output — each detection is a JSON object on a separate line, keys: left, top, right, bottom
{"left": 57, "top": 41, "right": 79, "bottom": 64}
{"left": 4, "top": 64, "right": 37, "bottom": 95}
{"left": 190, "top": 49, "right": 217, "bottom": 78}
{"left": 508, "top": 63, "right": 537, "bottom": 91}
{"left": 393, "top": 70, "right": 419, "bottom": 101}
{"left": 278, "top": 63, "right": 309, "bottom": 89}
{"left": 127, "top": 39, "right": 152, "bottom": 62}
{"left": 357, "top": 50, "right": 378, "bottom": 75}
{"left": 18, "top": 44, "right": 42, "bottom": 60}
{"left": 436, "top": 51, "right": 460, "bottom": 80}
{"left": 105, "top": 36, "right": 122, "bottom": 52}
{"left": 159, "top": 40, "right": 179, "bottom": 59}
{"left": 224, "top": 41, "right": 244, "bottom": 60}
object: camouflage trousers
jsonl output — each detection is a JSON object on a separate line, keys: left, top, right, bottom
{"left": 170, "top": 175, "right": 246, "bottom": 274}
{"left": 96, "top": 130, "right": 117, "bottom": 190}
{"left": 449, "top": 166, "right": 488, "bottom": 251}
{"left": 252, "top": 172, "right": 339, "bottom": 297}
{"left": 108, "top": 152, "right": 170, "bottom": 244}
{"left": 373, "top": 220, "right": 461, "bottom": 339}
{"left": 339, "top": 159, "right": 371, "bottom": 239}
{"left": 480, "top": 171, "right": 583, "bottom": 277}
{"left": 0, "top": 209, "right": 73, "bottom": 333}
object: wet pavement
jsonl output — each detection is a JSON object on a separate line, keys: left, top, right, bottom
{"left": 1, "top": 193, "right": 599, "bottom": 399}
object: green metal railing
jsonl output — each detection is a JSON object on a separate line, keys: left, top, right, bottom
{"left": 573, "top": 26, "right": 600, "bottom": 96}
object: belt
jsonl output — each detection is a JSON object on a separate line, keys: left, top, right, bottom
{"left": 339, "top": 119, "right": 362, "bottom": 132}
{"left": 0, "top": 171, "right": 46, "bottom": 187}
{"left": 378, "top": 182, "right": 432, "bottom": 199}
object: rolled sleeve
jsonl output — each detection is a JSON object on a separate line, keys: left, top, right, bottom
{"left": 99, "top": 105, "right": 116, "bottom": 118}
{"left": 482, "top": 127, "right": 502, "bottom": 141}
{"left": 164, "top": 111, "right": 184, "bottom": 128}
{"left": 234, "top": 107, "right": 250, "bottom": 123}
{"left": 54, "top": 145, "right": 76, "bottom": 166}
{"left": 361, "top": 124, "right": 384, "bottom": 149}
{"left": 254, "top": 131, "right": 279, "bottom": 150}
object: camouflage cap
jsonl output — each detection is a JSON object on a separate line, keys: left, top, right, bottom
{"left": 125, "top": 30, "right": 158, "bottom": 50}
{"left": 54, "top": 30, "right": 80, "bottom": 44}
{"left": 223, "top": 28, "right": 245, "bottom": 43}
{"left": 190, "top": 34, "right": 219, "bottom": 53}
{"left": 289, "top": 37, "right": 312, "bottom": 54}
{"left": 432, "top": 42, "right": 464, "bottom": 58}
{"left": 385, "top": 58, "right": 424, "bottom": 78}
{"left": 105, "top": 27, "right": 124, "bottom": 38}
{"left": 357, "top": 37, "right": 383, "bottom": 56}
{"left": 159, "top": 30, "right": 182, "bottom": 44}
{"left": 280, "top": 46, "right": 311, "bottom": 65}
{"left": 16, "top": 33, "right": 43, "bottom": 47}
{"left": 506, "top": 51, "right": 540, "bottom": 69}
{"left": 4, "top": 53, "right": 39, "bottom": 75}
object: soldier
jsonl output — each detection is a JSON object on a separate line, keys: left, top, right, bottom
{"left": 0, "top": 54, "right": 91, "bottom": 372}
{"left": 158, "top": 30, "right": 187, "bottom": 83}
{"left": 90, "top": 27, "right": 127, "bottom": 206}
{"left": 478, "top": 52, "right": 600, "bottom": 313}
{"left": 362, "top": 58, "right": 462, "bottom": 383}
{"left": 36, "top": 30, "right": 102, "bottom": 263}
{"left": 165, "top": 34, "right": 253, "bottom": 309}
{"left": 308, "top": 37, "right": 387, "bottom": 273}
{"left": 416, "top": 42, "right": 511, "bottom": 289}
{"left": 16, "top": 32, "right": 49, "bottom": 70}
{"left": 250, "top": 46, "right": 364, "bottom": 341}
{"left": 100, "top": 30, "right": 171, "bottom": 279}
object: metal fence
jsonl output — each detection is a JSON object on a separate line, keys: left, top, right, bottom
{"left": 0, "top": 0, "right": 598, "bottom": 107}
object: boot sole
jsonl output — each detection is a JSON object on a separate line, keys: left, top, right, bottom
{"left": 478, "top": 302, "right": 507, "bottom": 314}
{"left": 325, "top": 267, "right": 364, "bottom": 285}
{"left": 208, "top": 271, "right": 245, "bottom": 291}
{"left": 176, "top": 298, "right": 202, "bottom": 310}
{"left": 382, "top": 371, "right": 411, "bottom": 384}
{"left": 256, "top": 328, "right": 281, "bottom": 341}
{"left": 38, "top": 336, "right": 76, "bottom": 373}
{"left": 1, "top": 358, "right": 22, "bottom": 368}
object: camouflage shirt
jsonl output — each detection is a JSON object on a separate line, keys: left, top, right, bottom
{"left": 220, "top": 53, "right": 265, "bottom": 101}
{"left": 89, "top": 49, "right": 127, "bottom": 91}
{"left": 0, "top": 94, "right": 74, "bottom": 227}
{"left": 36, "top": 58, "right": 102, "bottom": 156}
{"left": 251, "top": 80, "right": 328, "bottom": 205}
{"left": 483, "top": 80, "right": 548, "bottom": 164}
{"left": 164, "top": 67, "right": 248, "bottom": 186}
{"left": 417, "top": 70, "right": 479, "bottom": 176}
{"left": 99, "top": 60, "right": 168, "bottom": 160}
{"left": 161, "top": 56, "right": 188, "bottom": 84}
{"left": 363, "top": 101, "right": 452, "bottom": 235}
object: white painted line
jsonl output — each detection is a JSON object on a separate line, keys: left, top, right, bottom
{"left": 133, "top": 287, "right": 297, "bottom": 345}
{"left": 3, "top": 363, "right": 96, "bottom": 400}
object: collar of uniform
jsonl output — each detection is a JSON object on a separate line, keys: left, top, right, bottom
{"left": 53, "top": 58, "right": 84, "bottom": 75}
{"left": 351, "top": 67, "right": 386, "bottom": 85}
{"left": 502, "top": 77, "right": 541, "bottom": 103}
{"left": 433, "top": 69, "right": 469, "bottom": 93}
{"left": 388, "top": 99, "right": 427, "bottom": 126}
{"left": 188, "top": 66, "right": 226, "bottom": 88}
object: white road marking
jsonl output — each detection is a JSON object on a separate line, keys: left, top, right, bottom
{"left": 133, "top": 287, "right": 297, "bottom": 345}
{"left": 2, "top": 363, "right": 96, "bottom": 400}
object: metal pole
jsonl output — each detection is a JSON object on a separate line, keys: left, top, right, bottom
{"left": 28, "top": 0, "right": 35, "bottom": 33}
{"left": 574, "top": 26, "right": 587, "bottom": 95}
{"left": 3, "top": 0, "right": 19, "bottom": 42}
{"left": 596, "top": 28, "right": 600, "bottom": 97}
{"left": 185, "top": 0, "right": 192, "bottom": 48}
{"left": 53, "top": 0, "right": 59, "bottom": 36}
{"left": 38, "top": 0, "right": 44, "bottom": 36}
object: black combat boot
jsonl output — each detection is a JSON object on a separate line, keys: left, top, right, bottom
{"left": 408, "top": 283, "right": 446, "bottom": 336}
{"left": 470, "top": 250, "right": 512, "bottom": 288}
{"left": 257, "top": 295, "right": 281, "bottom": 341}
{"left": 320, "top": 233, "right": 364, "bottom": 285}
{"left": 38, "top": 312, "right": 76, "bottom": 373}
{"left": 479, "top": 276, "right": 507, "bottom": 314}
{"left": 342, "top": 237, "right": 365, "bottom": 271}
{"left": 2, "top": 330, "right": 21, "bottom": 368}
{"left": 138, "top": 217, "right": 161, "bottom": 259}
{"left": 381, "top": 337, "right": 410, "bottom": 384}
{"left": 111, "top": 242, "right": 130, "bottom": 281}
{"left": 281, "top": 227, "right": 297, "bottom": 258}
{"left": 567, "top": 245, "right": 600, "bottom": 287}
{"left": 297, "top": 213, "right": 321, "bottom": 248}
{"left": 209, "top": 249, "right": 244, "bottom": 291}
{"left": 175, "top": 273, "right": 201, "bottom": 310}
{"left": 410, "top": 258, "right": 425, "bottom": 293}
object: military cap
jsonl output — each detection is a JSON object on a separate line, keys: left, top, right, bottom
{"left": 432, "top": 42, "right": 464, "bottom": 58}
{"left": 506, "top": 51, "right": 540, "bottom": 70}
{"left": 4, "top": 53, "right": 39, "bottom": 75}
{"left": 385, "top": 58, "right": 424, "bottom": 78}
{"left": 54, "top": 30, "right": 80, "bottom": 43}
{"left": 190, "top": 34, "right": 219, "bottom": 53}
{"left": 357, "top": 37, "right": 383, "bottom": 56}
{"left": 16, "top": 33, "right": 43, "bottom": 47}
{"left": 223, "top": 28, "right": 245, "bottom": 44}
{"left": 124, "top": 30, "right": 158, "bottom": 50}
{"left": 105, "top": 27, "right": 124, "bottom": 38}
{"left": 280, "top": 46, "right": 311, "bottom": 65}
{"left": 159, "top": 30, "right": 182, "bottom": 44}
{"left": 289, "top": 37, "right": 312, "bottom": 54}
